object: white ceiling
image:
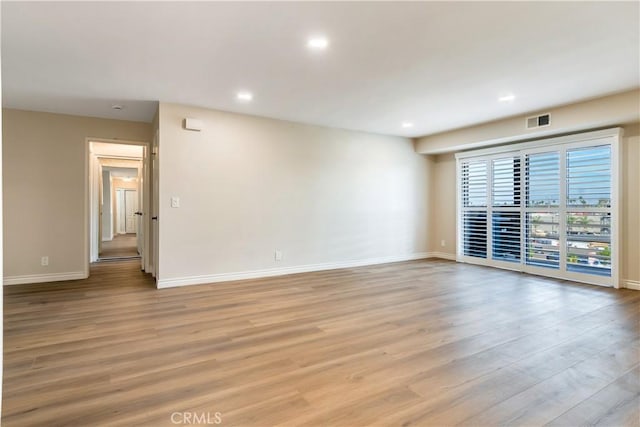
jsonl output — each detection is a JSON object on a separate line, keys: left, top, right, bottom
{"left": 2, "top": 2, "right": 638, "bottom": 137}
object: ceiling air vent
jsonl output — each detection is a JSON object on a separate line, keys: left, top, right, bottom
{"left": 526, "top": 113, "right": 551, "bottom": 129}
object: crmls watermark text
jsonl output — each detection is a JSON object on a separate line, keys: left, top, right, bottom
{"left": 171, "top": 411, "right": 222, "bottom": 425}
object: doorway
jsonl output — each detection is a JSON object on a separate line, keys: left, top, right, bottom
{"left": 87, "top": 140, "right": 153, "bottom": 271}
{"left": 118, "top": 189, "right": 138, "bottom": 234}
{"left": 100, "top": 169, "right": 140, "bottom": 259}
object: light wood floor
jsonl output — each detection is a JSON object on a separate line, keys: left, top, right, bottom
{"left": 3, "top": 259, "right": 639, "bottom": 426}
{"left": 99, "top": 233, "right": 139, "bottom": 259}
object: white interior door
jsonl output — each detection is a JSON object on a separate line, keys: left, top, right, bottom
{"left": 98, "top": 165, "right": 104, "bottom": 254}
{"left": 125, "top": 190, "right": 138, "bottom": 233}
{"left": 152, "top": 133, "right": 159, "bottom": 278}
{"left": 137, "top": 157, "right": 145, "bottom": 269}
{"left": 116, "top": 189, "right": 125, "bottom": 234}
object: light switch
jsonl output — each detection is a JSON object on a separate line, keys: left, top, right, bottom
{"left": 171, "top": 196, "right": 180, "bottom": 208}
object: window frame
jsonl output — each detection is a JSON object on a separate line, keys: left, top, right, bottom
{"left": 455, "top": 128, "right": 622, "bottom": 288}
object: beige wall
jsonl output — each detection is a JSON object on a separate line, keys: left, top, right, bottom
{"left": 4, "top": 100, "right": 636, "bottom": 287}
{"left": 429, "top": 153, "right": 456, "bottom": 256}
{"left": 427, "top": 124, "right": 640, "bottom": 285}
{"left": 157, "top": 103, "right": 431, "bottom": 285}
{"left": 0, "top": 16, "right": 4, "bottom": 408}
{"left": 416, "top": 89, "right": 640, "bottom": 154}
{"left": 3, "top": 109, "right": 151, "bottom": 280}
{"left": 621, "top": 126, "right": 640, "bottom": 284}
{"left": 112, "top": 178, "right": 138, "bottom": 190}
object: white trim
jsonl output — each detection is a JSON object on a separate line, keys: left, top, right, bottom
{"left": 4, "top": 271, "right": 87, "bottom": 286}
{"left": 611, "top": 133, "right": 621, "bottom": 288}
{"left": 622, "top": 280, "right": 640, "bottom": 290}
{"left": 456, "top": 159, "right": 462, "bottom": 266}
{"left": 428, "top": 252, "right": 457, "bottom": 261}
{"left": 157, "top": 252, "right": 430, "bottom": 289}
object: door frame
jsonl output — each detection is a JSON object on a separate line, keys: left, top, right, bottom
{"left": 84, "top": 138, "right": 151, "bottom": 276}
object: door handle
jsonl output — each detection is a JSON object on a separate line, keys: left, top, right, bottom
{"left": 152, "top": 216, "right": 158, "bottom": 221}
{"left": 135, "top": 212, "right": 143, "bottom": 216}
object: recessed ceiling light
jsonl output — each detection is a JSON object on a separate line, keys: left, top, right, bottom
{"left": 236, "top": 92, "right": 253, "bottom": 101}
{"left": 307, "top": 37, "right": 329, "bottom": 50}
{"left": 111, "top": 104, "right": 124, "bottom": 110}
{"left": 498, "top": 94, "right": 516, "bottom": 102}
{"left": 402, "top": 122, "right": 414, "bottom": 128}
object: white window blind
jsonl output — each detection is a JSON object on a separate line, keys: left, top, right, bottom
{"left": 456, "top": 128, "right": 621, "bottom": 288}
{"left": 492, "top": 157, "right": 521, "bottom": 207}
{"left": 492, "top": 211, "right": 520, "bottom": 263}
{"left": 525, "top": 151, "right": 560, "bottom": 269}
{"left": 461, "top": 161, "right": 488, "bottom": 258}
{"left": 463, "top": 211, "right": 487, "bottom": 258}
{"left": 462, "top": 161, "right": 487, "bottom": 207}
{"left": 526, "top": 152, "right": 560, "bottom": 207}
{"left": 566, "top": 145, "right": 611, "bottom": 208}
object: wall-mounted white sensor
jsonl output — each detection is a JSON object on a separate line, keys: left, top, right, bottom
{"left": 183, "top": 118, "right": 203, "bottom": 131}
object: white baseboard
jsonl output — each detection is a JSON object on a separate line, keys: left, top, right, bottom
{"left": 157, "top": 252, "right": 431, "bottom": 289}
{"left": 622, "top": 279, "right": 640, "bottom": 290}
{"left": 3, "top": 271, "right": 87, "bottom": 286}
{"left": 427, "top": 251, "right": 457, "bottom": 261}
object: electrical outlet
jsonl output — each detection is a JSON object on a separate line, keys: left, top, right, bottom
{"left": 441, "top": 240, "right": 446, "bottom": 247}
{"left": 41, "top": 256, "right": 49, "bottom": 266}
{"left": 274, "top": 250, "right": 283, "bottom": 261}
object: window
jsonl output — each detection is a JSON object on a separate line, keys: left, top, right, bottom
{"left": 456, "top": 128, "right": 620, "bottom": 287}
{"left": 492, "top": 156, "right": 521, "bottom": 263}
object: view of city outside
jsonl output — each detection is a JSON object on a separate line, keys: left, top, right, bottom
{"left": 462, "top": 144, "right": 612, "bottom": 277}
{"left": 527, "top": 212, "right": 611, "bottom": 276}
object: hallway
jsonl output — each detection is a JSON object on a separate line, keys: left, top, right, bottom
{"left": 100, "top": 234, "right": 139, "bottom": 259}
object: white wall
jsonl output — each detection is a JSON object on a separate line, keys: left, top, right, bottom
{"left": 157, "top": 103, "right": 431, "bottom": 287}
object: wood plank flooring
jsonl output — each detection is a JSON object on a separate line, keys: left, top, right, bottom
{"left": 99, "top": 234, "right": 139, "bottom": 259}
{"left": 3, "top": 259, "right": 639, "bottom": 426}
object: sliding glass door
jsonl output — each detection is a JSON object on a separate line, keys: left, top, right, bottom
{"left": 564, "top": 145, "right": 612, "bottom": 277}
{"left": 524, "top": 150, "right": 561, "bottom": 271}
{"left": 457, "top": 129, "right": 620, "bottom": 287}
